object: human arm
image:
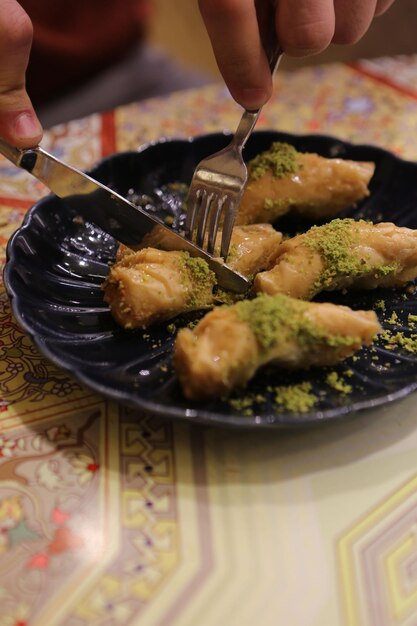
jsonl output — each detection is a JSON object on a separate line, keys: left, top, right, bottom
{"left": 0, "top": 0, "right": 42, "bottom": 147}
{"left": 198, "top": 0, "right": 396, "bottom": 110}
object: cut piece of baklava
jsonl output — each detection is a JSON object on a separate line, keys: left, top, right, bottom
{"left": 237, "top": 142, "right": 374, "bottom": 225}
{"left": 105, "top": 223, "right": 284, "bottom": 328}
{"left": 137, "top": 222, "right": 282, "bottom": 277}
{"left": 174, "top": 293, "right": 380, "bottom": 400}
{"left": 103, "top": 248, "right": 216, "bottom": 328}
{"left": 254, "top": 219, "right": 417, "bottom": 300}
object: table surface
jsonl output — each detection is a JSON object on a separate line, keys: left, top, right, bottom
{"left": 1, "top": 55, "right": 417, "bottom": 626}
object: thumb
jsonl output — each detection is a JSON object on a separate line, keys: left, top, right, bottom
{"left": 0, "top": 0, "right": 42, "bottom": 148}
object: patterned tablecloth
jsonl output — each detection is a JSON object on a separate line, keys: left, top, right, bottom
{"left": 1, "top": 55, "right": 417, "bottom": 626}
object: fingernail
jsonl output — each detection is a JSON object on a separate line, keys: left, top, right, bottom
{"left": 13, "top": 112, "right": 42, "bottom": 139}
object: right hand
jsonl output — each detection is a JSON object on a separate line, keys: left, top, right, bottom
{"left": 0, "top": 0, "right": 42, "bottom": 148}
{"left": 199, "top": 0, "right": 396, "bottom": 111}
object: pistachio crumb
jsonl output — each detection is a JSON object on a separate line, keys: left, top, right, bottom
{"left": 380, "top": 327, "right": 417, "bottom": 353}
{"left": 386, "top": 311, "right": 399, "bottom": 325}
{"left": 325, "top": 371, "right": 352, "bottom": 394}
{"left": 274, "top": 382, "right": 317, "bottom": 413}
{"left": 408, "top": 314, "right": 417, "bottom": 328}
{"left": 228, "top": 396, "right": 255, "bottom": 416}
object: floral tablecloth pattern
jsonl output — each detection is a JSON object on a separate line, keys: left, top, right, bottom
{"left": 2, "top": 57, "right": 417, "bottom": 626}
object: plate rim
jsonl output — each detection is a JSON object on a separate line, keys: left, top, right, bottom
{"left": 5, "top": 129, "right": 417, "bottom": 428}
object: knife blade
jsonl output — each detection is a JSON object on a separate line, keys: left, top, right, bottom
{"left": 0, "top": 139, "right": 250, "bottom": 293}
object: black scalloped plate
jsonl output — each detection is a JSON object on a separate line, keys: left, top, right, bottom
{"left": 5, "top": 131, "right": 417, "bottom": 428}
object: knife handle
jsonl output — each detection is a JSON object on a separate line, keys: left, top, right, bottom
{"left": 0, "top": 137, "right": 41, "bottom": 172}
{"left": 0, "top": 138, "right": 25, "bottom": 167}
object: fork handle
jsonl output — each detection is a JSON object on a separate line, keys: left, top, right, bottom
{"left": 231, "top": 0, "right": 282, "bottom": 152}
{"left": 231, "top": 43, "right": 282, "bottom": 152}
{"left": 231, "top": 110, "right": 261, "bottom": 152}
{"left": 232, "top": 52, "right": 282, "bottom": 152}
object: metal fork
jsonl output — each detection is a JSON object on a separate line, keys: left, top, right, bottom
{"left": 185, "top": 9, "right": 282, "bottom": 259}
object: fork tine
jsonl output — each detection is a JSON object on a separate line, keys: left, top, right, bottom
{"left": 184, "top": 187, "right": 200, "bottom": 236}
{"left": 195, "top": 190, "right": 214, "bottom": 247}
{"left": 220, "top": 199, "right": 238, "bottom": 259}
{"left": 207, "top": 195, "right": 226, "bottom": 255}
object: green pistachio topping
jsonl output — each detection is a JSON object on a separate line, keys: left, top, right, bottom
{"left": 303, "top": 218, "right": 397, "bottom": 290}
{"left": 263, "top": 197, "right": 297, "bottom": 218}
{"left": 234, "top": 293, "right": 359, "bottom": 352}
{"left": 248, "top": 142, "right": 301, "bottom": 181}
{"left": 178, "top": 253, "right": 216, "bottom": 307}
{"left": 263, "top": 197, "right": 295, "bottom": 212}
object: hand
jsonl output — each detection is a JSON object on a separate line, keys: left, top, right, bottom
{"left": 0, "top": 0, "right": 42, "bottom": 148}
{"left": 199, "top": 0, "right": 396, "bottom": 110}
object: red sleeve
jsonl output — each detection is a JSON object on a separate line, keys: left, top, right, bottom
{"left": 20, "top": 0, "right": 153, "bottom": 106}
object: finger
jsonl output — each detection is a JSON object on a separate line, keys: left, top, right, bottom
{"left": 198, "top": 0, "right": 272, "bottom": 110}
{"left": 333, "top": 0, "right": 377, "bottom": 44}
{"left": 375, "top": 0, "right": 396, "bottom": 16}
{"left": 0, "top": 0, "right": 42, "bottom": 148}
{"left": 276, "top": 0, "right": 335, "bottom": 57}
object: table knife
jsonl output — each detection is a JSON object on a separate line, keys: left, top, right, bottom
{"left": 0, "top": 139, "right": 249, "bottom": 293}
